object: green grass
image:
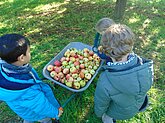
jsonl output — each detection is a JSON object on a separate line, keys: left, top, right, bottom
{"left": 0, "top": 0, "right": 164, "bottom": 123}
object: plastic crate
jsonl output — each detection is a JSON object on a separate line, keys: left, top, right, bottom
{"left": 42, "top": 42, "right": 104, "bottom": 92}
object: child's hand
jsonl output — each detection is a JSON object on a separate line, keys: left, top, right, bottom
{"left": 58, "top": 107, "right": 63, "bottom": 117}
{"left": 98, "top": 46, "right": 103, "bottom": 52}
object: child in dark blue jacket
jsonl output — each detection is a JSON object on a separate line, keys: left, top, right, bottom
{"left": 0, "top": 34, "right": 63, "bottom": 123}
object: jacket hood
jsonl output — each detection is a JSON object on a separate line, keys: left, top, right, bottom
{"left": 102, "top": 56, "right": 153, "bottom": 95}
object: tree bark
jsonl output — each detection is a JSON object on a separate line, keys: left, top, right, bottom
{"left": 114, "top": 0, "right": 127, "bottom": 21}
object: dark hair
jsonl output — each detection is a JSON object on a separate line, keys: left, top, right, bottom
{"left": 0, "top": 34, "right": 30, "bottom": 63}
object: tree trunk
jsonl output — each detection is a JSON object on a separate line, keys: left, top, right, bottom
{"left": 114, "top": 0, "right": 127, "bottom": 21}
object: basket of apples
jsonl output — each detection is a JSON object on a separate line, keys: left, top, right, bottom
{"left": 43, "top": 42, "right": 104, "bottom": 92}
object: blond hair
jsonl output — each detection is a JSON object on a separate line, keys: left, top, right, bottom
{"left": 95, "top": 18, "right": 115, "bottom": 34}
{"left": 101, "top": 24, "right": 134, "bottom": 61}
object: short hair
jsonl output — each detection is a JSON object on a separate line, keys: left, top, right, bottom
{"left": 95, "top": 18, "right": 115, "bottom": 34}
{"left": 101, "top": 24, "right": 134, "bottom": 61}
{"left": 0, "top": 34, "right": 30, "bottom": 63}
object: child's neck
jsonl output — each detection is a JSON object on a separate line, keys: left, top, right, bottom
{"left": 112, "top": 54, "right": 129, "bottom": 63}
{"left": 11, "top": 61, "right": 24, "bottom": 66}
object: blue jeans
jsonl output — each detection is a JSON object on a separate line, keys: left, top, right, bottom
{"left": 23, "top": 118, "right": 52, "bottom": 123}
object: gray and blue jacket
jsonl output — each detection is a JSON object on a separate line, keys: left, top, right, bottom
{"left": 94, "top": 54, "right": 153, "bottom": 120}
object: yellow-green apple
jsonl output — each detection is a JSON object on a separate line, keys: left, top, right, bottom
{"left": 47, "top": 65, "right": 54, "bottom": 72}
{"left": 93, "top": 65, "right": 98, "bottom": 70}
{"left": 65, "top": 81, "right": 72, "bottom": 87}
{"left": 68, "top": 61, "right": 73, "bottom": 65}
{"left": 65, "top": 57, "right": 70, "bottom": 61}
{"left": 80, "top": 80, "right": 86, "bottom": 87}
{"left": 83, "top": 48, "right": 89, "bottom": 53}
{"left": 60, "top": 78, "right": 65, "bottom": 84}
{"left": 70, "top": 67, "right": 77, "bottom": 74}
{"left": 70, "top": 57, "right": 76, "bottom": 62}
{"left": 70, "top": 50, "right": 76, "bottom": 57}
{"left": 88, "top": 56, "right": 93, "bottom": 61}
{"left": 73, "top": 82, "right": 81, "bottom": 89}
{"left": 72, "top": 73, "right": 78, "bottom": 79}
{"left": 50, "top": 71, "right": 57, "bottom": 78}
{"left": 90, "top": 69, "right": 95, "bottom": 75}
{"left": 93, "top": 54, "right": 98, "bottom": 58}
{"left": 63, "top": 68, "right": 69, "bottom": 74}
{"left": 85, "top": 73, "right": 92, "bottom": 80}
{"left": 83, "top": 52, "right": 88, "bottom": 58}
{"left": 62, "top": 61, "right": 68, "bottom": 66}
{"left": 88, "top": 65, "right": 93, "bottom": 69}
{"left": 83, "top": 58, "right": 89, "bottom": 62}
{"left": 64, "top": 50, "right": 70, "bottom": 57}
{"left": 58, "top": 72, "right": 64, "bottom": 79}
{"left": 76, "top": 77, "right": 82, "bottom": 82}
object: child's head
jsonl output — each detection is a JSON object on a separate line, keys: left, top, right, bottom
{"left": 0, "top": 34, "right": 31, "bottom": 65}
{"left": 101, "top": 24, "right": 134, "bottom": 61}
{"left": 95, "top": 18, "right": 115, "bottom": 34}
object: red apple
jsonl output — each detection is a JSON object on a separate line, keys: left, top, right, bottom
{"left": 89, "top": 50, "right": 94, "bottom": 56}
{"left": 47, "top": 65, "right": 54, "bottom": 72}
{"left": 74, "top": 61, "right": 80, "bottom": 66}
{"left": 54, "top": 60, "right": 61, "bottom": 67}
{"left": 54, "top": 74, "right": 60, "bottom": 81}
{"left": 65, "top": 74, "right": 71, "bottom": 80}
{"left": 54, "top": 66, "right": 62, "bottom": 73}
{"left": 74, "top": 54, "right": 79, "bottom": 58}
{"left": 67, "top": 76, "right": 74, "bottom": 82}
{"left": 79, "top": 71, "right": 85, "bottom": 79}
{"left": 79, "top": 55, "right": 84, "bottom": 60}
{"left": 60, "top": 57, "right": 66, "bottom": 62}
{"left": 80, "top": 64, "right": 85, "bottom": 69}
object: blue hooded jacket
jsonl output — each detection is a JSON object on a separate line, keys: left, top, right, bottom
{"left": 0, "top": 59, "right": 60, "bottom": 121}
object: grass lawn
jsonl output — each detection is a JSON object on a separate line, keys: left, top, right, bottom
{"left": 0, "top": 0, "right": 164, "bottom": 123}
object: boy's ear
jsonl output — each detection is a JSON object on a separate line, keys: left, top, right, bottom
{"left": 17, "top": 54, "right": 25, "bottom": 62}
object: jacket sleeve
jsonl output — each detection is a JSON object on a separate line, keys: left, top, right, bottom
{"left": 19, "top": 84, "right": 60, "bottom": 119}
{"left": 94, "top": 76, "right": 112, "bottom": 118}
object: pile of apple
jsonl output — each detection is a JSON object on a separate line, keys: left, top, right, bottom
{"left": 46, "top": 48, "right": 101, "bottom": 90}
